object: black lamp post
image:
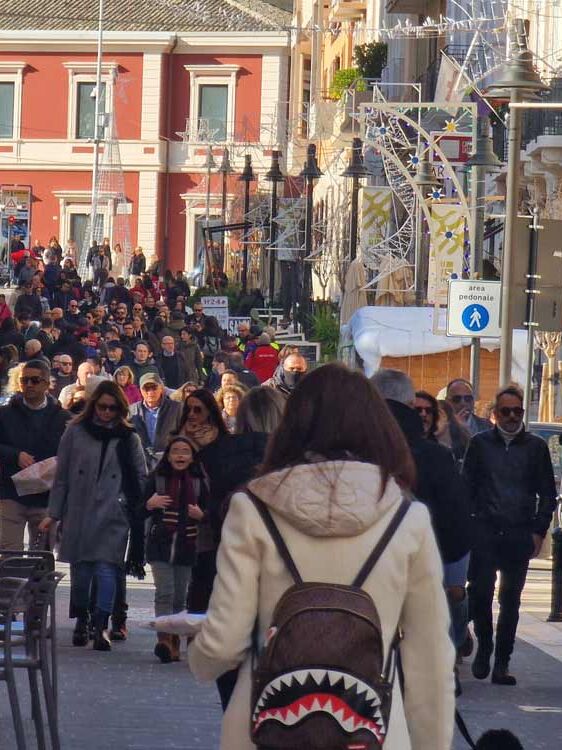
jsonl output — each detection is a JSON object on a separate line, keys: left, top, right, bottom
{"left": 238, "top": 154, "right": 255, "bottom": 295}
{"left": 218, "top": 147, "right": 234, "bottom": 272}
{"left": 341, "top": 137, "right": 368, "bottom": 261}
{"left": 298, "top": 143, "right": 322, "bottom": 333}
{"left": 265, "top": 150, "right": 285, "bottom": 308}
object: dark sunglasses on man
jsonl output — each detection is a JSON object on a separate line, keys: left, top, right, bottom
{"left": 498, "top": 406, "right": 524, "bottom": 418}
{"left": 20, "top": 376, "right": 46, "bottom": 386}
{"left": 450, "top": 394, "right": 474, "bottom": 404}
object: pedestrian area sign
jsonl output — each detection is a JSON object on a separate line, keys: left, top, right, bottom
{"left": 446, "top": 279, "right": 501, "bottom": 338}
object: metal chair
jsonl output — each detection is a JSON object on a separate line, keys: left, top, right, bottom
{"left": 0, "top": 571, "right": 64, "bottom": 750}
{"left": 0, "top": 576, "right": 33, "bottom": 749}
{"left": 0, "top": 551, "right": 59, "bottom": 708}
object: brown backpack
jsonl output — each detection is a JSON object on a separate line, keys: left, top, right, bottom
{"left": 248, "top": 492, "right": 410, "bottom": 750}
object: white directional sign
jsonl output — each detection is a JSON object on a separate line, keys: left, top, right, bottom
{"left": 446, "top": 279, "right": 501, "bottom": 338}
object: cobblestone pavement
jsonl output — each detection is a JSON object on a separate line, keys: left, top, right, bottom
{"left": 1, "top": 562, "right": 561, "bottom": 749}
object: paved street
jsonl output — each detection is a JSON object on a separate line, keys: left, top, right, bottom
{"left": 1, "top": 561, "right": 561, "bottom": 749}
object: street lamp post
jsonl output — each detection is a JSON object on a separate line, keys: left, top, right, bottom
{"left": 265, "top": 150, "right": 285, "bottom": 308}
{"left": 298, "top": 144, "right": 323, "bottom": 335}
{"left": 202, "top": 146, "right": 216, "bottom": 286}
{"left": 341, "top": 137, "right": 368, "bottom": 262}
{"left": 217, "top": 148, "right": 234, "bottom": 273}
{"left": 484, "top": 19, "right": 549, "bottom": 385}
{"left": 87, "top": 0, "right": 105, "bottom": 270}
{"left": 465, "top": 116, "right": 502, "bottom": 396}
{"left": 238, "top": 154, "right": 255, "bottom": 295}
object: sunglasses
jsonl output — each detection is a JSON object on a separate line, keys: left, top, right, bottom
{"left": 96, "top": 403, "right": 118, "bottom": 413}
{"left": 415, "top": 406, "right": 433, "bottom": 415}
{"left": 498, "top": 406, "right": 524, "bottom": 418}
{"left": 450, "top": 394, "right": 474, "bottom": 404}
{"left": 19, "top": 376, "right": 46, "bottom": 385}
{"left": 186, "top": 405, "right": 204, "bottom": 414}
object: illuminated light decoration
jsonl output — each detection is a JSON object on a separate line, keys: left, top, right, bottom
{"left": 444, "top": 119, "right": 458, "bottom": 133}
{"left": 429, "top": 188, "right": 444, "bottom": 201}
{"left": 408, "top": 153, "right": 421, "bottom": 169}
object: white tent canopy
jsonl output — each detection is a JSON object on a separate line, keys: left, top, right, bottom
{"left": 346, "top": 306, "right": 527, "bottom": 384}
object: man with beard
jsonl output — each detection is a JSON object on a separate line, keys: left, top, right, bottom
{"left": 463, "top": 384, "right": 556, "bottom": 686}
{"left": 263, "top": 352, "right": 307, "bottom": 398}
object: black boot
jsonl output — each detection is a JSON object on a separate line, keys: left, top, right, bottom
{"left": 471, "top": 646, "right": 492, "bottom": 680}
{"left": 109, "top": 616, "right": 128, "bottom": 642}
{"left": 72, "top": 612, "right": 89, "bottom": 647}
{"left": 491, "top": 662, "right": 517, "bottom": 686}
{"left": 92, "top": 610, "right": 111, "bottom": 652}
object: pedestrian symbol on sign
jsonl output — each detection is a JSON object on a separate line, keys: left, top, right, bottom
{"left": 461, "top": 304, "right": 489, "bottom": 332}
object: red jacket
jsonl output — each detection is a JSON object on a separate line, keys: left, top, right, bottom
{"left": 0, "top": 302, "right": 11, "bottom": 325}
{"left": 245, "top": 345, "right": 280, "bottom": 383}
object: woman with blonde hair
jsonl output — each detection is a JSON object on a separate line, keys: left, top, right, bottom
{"left": 188, "top": 364, "right": 455, "bottom": 749}
{"left": 114, "top": 365, "right": 142, "bottom": 405}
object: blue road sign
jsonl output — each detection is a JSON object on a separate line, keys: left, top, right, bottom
{"left": 461, "top": 304, "right": 489, "bottom": 332}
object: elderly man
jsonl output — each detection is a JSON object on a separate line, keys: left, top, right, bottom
{"left": 129, "top": 373, "right": 181, "bottom": 470}
{"left": 263, "top": 352, "right": 307, "bottom": 397}
{"left": 58, "top": 360, "right": 96, "bottom": 409}
{"left": 0, "top": 359, "right": 71, "bottom": 549}
{"left": 446, "top": 378, "right": 491, "bottom": 437}
{"left": 155, "top": 335, "right": 188, "bottom": 390}
{"left": 463, "top": 384, "right": 557, "bottom": 685}
{"left": 24, "top": 339, "right": 50, "bottom": 366}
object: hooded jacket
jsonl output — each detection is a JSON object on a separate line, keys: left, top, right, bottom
{"left": 263, "top": 363, "right": 302, "bottom": 397}
{"left": 188, "top": 461, "right": 455, "bottom": 750}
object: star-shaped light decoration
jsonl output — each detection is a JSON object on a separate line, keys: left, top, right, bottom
{"left": 428, "top": 187, "right": 443, "bottom": 201}
{"left": 443, "top": 228, "right": 457, "bottom": 241}
{"left": 408, "top": 152, "right": 420, "bottom": 169}
{"left": 444, "top": 118, "right": 458, "bottom": 133}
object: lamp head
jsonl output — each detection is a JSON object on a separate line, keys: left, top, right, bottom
{"left": 342, "top": 137, "right": 368, "bottom": 179}
{"left": 265, "top": 150, "right": 285, "bottom": 183}
{"left": 299, "top": 143, "right": 323, "bottom": 180}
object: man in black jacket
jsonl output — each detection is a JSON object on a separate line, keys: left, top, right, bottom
{"left": 371, "top": 369, "right": 471, "bottom": 565}
{"left": 463, "top": 384, "right": 557, "bottom": 686}
{"left": 0, "top": 359, "right": 71, "bottom": 549}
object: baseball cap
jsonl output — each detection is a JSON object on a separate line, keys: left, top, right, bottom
{"left": 139, "top": 372, "right": 163, "bottom": 389}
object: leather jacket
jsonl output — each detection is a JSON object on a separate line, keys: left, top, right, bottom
{"left": 463, "top": 427, "right": 557, "bottom": 537}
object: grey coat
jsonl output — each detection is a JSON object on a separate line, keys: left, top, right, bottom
{"left": 48, "top": 423, "right": 147, "bottom": 565}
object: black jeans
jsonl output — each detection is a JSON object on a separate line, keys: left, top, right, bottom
{"left": 468, "top": 525, "right": 533, "bottom": 666}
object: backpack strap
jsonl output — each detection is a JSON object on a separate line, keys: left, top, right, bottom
{"left": 353, "top": 498, "right": 410, "bottom": 588}
{"left": 247, "top": 490, "right": 303, "bottom": 585}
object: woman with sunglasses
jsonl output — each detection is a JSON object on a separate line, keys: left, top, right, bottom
{"left": 41, "top": 381, "right": 147, "bottom": 651}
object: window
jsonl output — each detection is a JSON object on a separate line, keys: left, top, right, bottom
{"left": 184, "top": 65, "right": 239, "bottom": 143}
{"left": 198, "top": 84, "right": 228, "bottom": 141}
{"left": 64, "top": 62, "right": 116, "bottom": 139}
{"left": 76, "top": 82, "right": 106, "bottom": 139}
{"left": 0, "top": 82, "right": 14, "bottom": 138}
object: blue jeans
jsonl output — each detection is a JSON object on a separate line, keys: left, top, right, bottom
{"left": 444, "top": 553, "right": 470, "bottom": 649}
{"left": 71, "top": 561, "right": 119, "bottom": 616}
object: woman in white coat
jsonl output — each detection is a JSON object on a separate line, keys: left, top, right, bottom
{"left": 188, "top": 363, "right": 455, "bottom": 750}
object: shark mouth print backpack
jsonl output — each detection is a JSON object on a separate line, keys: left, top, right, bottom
{"left": 248, "top": 492, "right": 410, "bottom": 750}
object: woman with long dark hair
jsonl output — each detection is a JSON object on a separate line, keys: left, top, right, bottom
{"left": 41, "top": 381, "right": 147, "bottom": 651}
{"left": 187, "top": 363, "right": 455, "bottom": 750}
{"left": 177, "top": 388, "right": 228, "bottom": 450}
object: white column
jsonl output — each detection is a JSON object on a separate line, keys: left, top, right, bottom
{"left": 141, "top": 53, "right": 162, "bottom": 141}
{"left": 137, "top": 171, "right": 159, "bottom": 250}
{"left": 260, "top": 52, "right": 288, "bottom": 146}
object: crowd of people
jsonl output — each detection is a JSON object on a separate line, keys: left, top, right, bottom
{"left": 0, "top": 252, "right": 552, "bottom": 750}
